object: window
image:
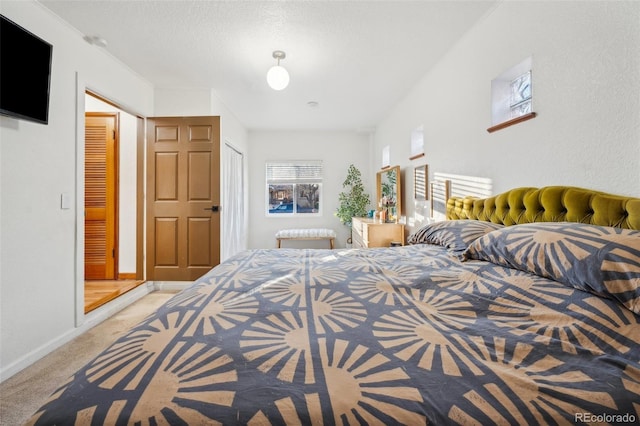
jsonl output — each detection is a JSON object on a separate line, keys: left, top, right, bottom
{"left": 266, "top": 161, "right": 322, "bottom": 216}
{"left": 509, "top": 71, "right": 532, "bottom": 118}
{"left": 488, "top": 56, "right": 536, "bottom": 133}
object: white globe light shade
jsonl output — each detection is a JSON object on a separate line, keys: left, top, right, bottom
{"left": 266, "top": 65, "right": 290, "bottom": 90}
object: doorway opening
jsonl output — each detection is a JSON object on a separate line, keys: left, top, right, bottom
{"left": 84, "top": 92, "right": 144, "bottom": 313}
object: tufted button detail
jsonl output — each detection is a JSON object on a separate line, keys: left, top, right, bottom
{"left": 446, "top": 186, "right": 639, "bottom": 230}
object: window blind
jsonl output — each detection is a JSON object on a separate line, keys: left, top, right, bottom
{"left": 266, "top": 161, "right": 323, "bottom": 184}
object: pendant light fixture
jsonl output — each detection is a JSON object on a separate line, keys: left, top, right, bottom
{"left": 266, "top": 50, "right": 290, "bottom": 91}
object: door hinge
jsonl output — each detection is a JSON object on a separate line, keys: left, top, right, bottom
{"left": 112, "top": 248, "right": 115, "bottom": 258}
{"left": 113, "top": 130, "right": 116, "bottom": 139}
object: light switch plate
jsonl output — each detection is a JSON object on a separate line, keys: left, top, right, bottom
{"left": 61, "top": 192, "right": 71, "bottom": 210}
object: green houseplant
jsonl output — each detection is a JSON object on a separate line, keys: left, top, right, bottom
{"left": 335, "top": 164, "right": 370, "bottom": 242}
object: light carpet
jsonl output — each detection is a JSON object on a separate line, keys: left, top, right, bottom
{"left": 0, "top": 291, "right": 178, "bottom": 426}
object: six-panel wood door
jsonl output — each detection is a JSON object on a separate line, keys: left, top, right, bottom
{"left": 84, "top": 113, "right": 118, "bottom": 279}
{"left": 146, "top": 116, "right": 221, "bottom": 281}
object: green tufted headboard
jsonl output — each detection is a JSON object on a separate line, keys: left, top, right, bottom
{"left": 446, "top": 186, "right": 640, "bottom": 230}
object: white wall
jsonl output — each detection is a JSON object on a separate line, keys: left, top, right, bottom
{"left": 248, "top": 130, "right": 372, "bottom": 249}
{"left": 0, "top": 1, "right": 154, "bottom": 379}
{"left": 374, "top": 0, "right": 640, "bottom": 233}
{"left": 154, "top": 87, "right": 249, "bottom": 151}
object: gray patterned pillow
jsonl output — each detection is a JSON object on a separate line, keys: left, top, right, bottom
{"left": 407, "top": 220, "right": 504, "bottom": 252}
{"left": 462, "top": 222, "right": 640, "bottom": 314}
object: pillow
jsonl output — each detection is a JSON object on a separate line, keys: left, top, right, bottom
{"left": 462, "top": 222, "right": 640, "bottom": 314}
{"left": 407, "top": 220, "right": 504, "bottom": 252}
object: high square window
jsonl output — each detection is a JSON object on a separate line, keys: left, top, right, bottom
{"left": 490, "top": 56, "right": 535, "bottom": 131}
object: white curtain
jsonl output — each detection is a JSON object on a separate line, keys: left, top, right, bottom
{"left": 222, "top": 142, "right": 245, "bottom": 261}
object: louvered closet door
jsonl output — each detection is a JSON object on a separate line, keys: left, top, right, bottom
{"left": 146, "top": 116, "right": 221, "bottom": 281}
{"left": 85, "top": 113, "right": 117, "bottom": 279}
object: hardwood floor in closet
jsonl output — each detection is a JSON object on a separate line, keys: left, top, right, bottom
{"left": 85, "top": 280, "right": 145, "bottom": 313}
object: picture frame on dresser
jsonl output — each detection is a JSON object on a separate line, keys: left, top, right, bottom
{"left": 376, "top": 165, "right": 402, "bottom": 220}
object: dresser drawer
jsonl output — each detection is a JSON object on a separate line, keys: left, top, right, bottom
{"left": 351, "top": 217, "right": 404, "bottom": 248}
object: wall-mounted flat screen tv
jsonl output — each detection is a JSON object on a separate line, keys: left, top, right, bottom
{"left": 1, "top": 15, "right": 53, "bottom": 125}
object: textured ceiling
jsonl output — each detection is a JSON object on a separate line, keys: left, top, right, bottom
{"left": 38, "top": 0, "right": 497, "bottom": 130}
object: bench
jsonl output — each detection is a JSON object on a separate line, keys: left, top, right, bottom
{"left": 275, "top": 228, "right": 336, "bottom": 249}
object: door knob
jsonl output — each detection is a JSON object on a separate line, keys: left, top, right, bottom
{"left": 203, "top": 205, "right": 220, "bottom": 212}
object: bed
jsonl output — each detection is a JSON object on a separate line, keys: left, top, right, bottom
{"left": 27, "top": 186, "right": 640, "bottom": 425}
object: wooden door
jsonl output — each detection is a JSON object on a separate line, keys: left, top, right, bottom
{"left": 85, "top": 113, "right": 118, "bottom": 279}
{"left": 147, "top": 116, "right": 221, "bottom": 281}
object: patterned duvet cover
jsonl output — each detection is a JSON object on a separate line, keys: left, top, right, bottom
{"left": 27, "top": 221, "right": 640, "bottom": 425}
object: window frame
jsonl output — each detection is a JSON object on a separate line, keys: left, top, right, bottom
{"left": 488, "top": 56, "right": 536, "bottom": 133}
{"left": 509, "top": 70, "right": 532, "bottom": 118}
{"left": 266, "top": 161, "right": 323, "bottom": 217}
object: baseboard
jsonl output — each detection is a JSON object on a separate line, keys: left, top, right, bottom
{"left": 118, "top": 272, "right": 137, "bottom": 280}
{"left": 149, "top": 281, "right": 192, "bottom": 292}
{"left": 0, "top": 282, "right": 193, "bottom": 383}
{"left": 0, "top": 284, "right": 153, "bottom": 383}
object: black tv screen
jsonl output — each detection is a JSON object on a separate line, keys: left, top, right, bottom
{"left": 0, "top": 15, "right": 53, "bottom": 124}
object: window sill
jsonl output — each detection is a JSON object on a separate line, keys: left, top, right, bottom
{"left": 487, "top": 112, "right": 537, "bottom": 133}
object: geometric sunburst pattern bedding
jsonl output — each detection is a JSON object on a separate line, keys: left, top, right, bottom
{"left": 26, "top": 224, "right": 640, "bottom": 425}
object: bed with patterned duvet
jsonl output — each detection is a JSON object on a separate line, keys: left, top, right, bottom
{"left": 26, "top": 186, "right": 640, "bottom": 425}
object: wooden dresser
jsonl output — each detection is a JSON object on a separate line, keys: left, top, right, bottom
{"left": 351, "top": 217, "right": 405, "bottom": 248}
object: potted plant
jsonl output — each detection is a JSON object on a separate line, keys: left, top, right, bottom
{"left": 335, "top": 164, "right": 370, "bottom": 245}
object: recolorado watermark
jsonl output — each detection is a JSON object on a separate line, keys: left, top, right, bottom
{"left": 575, "top": 413, "right": 636, "bottom": 424}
